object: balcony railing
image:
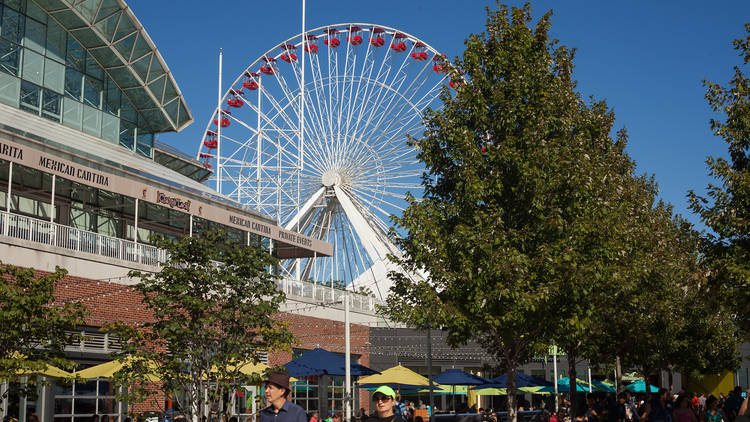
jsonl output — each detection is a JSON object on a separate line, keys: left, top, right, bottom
{"left": 0, "top": 211, "right": 384, "bottom": 314}
{"left": 0, "top": 211, "right": 166, "bottom": 267}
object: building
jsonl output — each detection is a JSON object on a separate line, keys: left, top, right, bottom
{"left": 0, "top": 0, "right": 383, "bottom": 421}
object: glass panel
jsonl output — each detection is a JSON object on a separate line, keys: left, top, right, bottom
{"left": 147, "top": 58, "right": 164, "bottom": 83}
{"left": 54, "top": 398, "right": 73, "bottom": 415}
{"left": 135, "top": 129, "right": 152, "bottom": 158}
{"left": 74, "top": 398, "right": 96, "bottom": 415}
{"left": 62, "top": 96, "right": 82, "bottom": 130}
{"left": 66, "top": 38, "right": 85, "bottom": 72}
{"left": 118, "top": 120, "right": 134, "bottom": 150}
{"left": 0, "top": 39, "right": 22, "bottom": 76}
{"left": 111, "top": 15, "right": 135, "bottom": 43}
{"left": 112, "top": 32, "right": 135, "bottom": 60}
{"left": 119, "top": 96, "right": 135, "bottom": 122}
{"left": 4, "top": 0, "right": 25, "bottom": 13}
{"left": 85, "top": 52, "right": 103, "bottom": 80}
{"left": 64, "top": 66, "right": 82, "bottom": 100}
{"left": 74, "top": 0, "right": 100, "bottom": 22}
{"left": 103, "top": 75, "right": 119, "bottom": 115}
{"left": 100, "top": 110, "right": 118, "bottom": 142}
{"left": 95, "top": 0, "right": 121, "bottom": 22}
{"left": 42, "top": 88, "right": 61, "bottom": 122}
{"left": 93, "top": 10, "right": 120, "bottom": 43}
{"left": 83, "top": 75, "right": 101, "bottom": 108}
{"left": 130, "top": 51, "right": 149, "bottom": 80}
{"left": 45, "top": 20, "right": 66, "bottom": 62}
{"left": 23, "top": 16, "right": 45, "bottom": 53}
{"left": 43, "top": 57, "right": 64, "bottom": 93}
{"left": 26, "top": 1, "right": 47, "bottom": 23}
{"left": 19, "top": 79, "right": 40, "bottom": 114}
{"left": 0, "top": 71, "right": 20, "bottom": 107}
{"left": 98, "top": 398, "right": 115, "bottom": 415}
{"left": 22, "top": 48, "right": 43, "bottom": 85}
{"left": 82, "top": 104, "right": 101, "bottom": 136}
{"left": 2, "top": 8, "right": 25, "bottom": 44}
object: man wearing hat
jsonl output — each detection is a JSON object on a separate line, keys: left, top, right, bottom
{"left": 365, "top": 386, "right": 405, "bottom": 422}
{"left": 261, "top": 371, "right": 307, "bottom": 422}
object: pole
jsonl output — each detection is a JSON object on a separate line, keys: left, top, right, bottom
{"left": 299, "top": 0, "right": 305, "bottom": 172}
{"left": 345, "top": 292, "right": 351, "bottom": 422}
{"left": 4, "top": 161, "right": 12, "bottom": 235}
{"left": 553, "top": 345, "right": 559, "bottom": 413}
{"left": 427, "top": 327, "right": 434, "bottom": 420}
{"left": 216, "top": 48, "right": 223, "bottom": 194}
{"left": 587, "top": 367, "right": 592, "bottom": 393}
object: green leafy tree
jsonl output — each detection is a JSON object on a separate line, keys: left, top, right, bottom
{"left": 384, "top": 4, "right": 638, "bottom": 421}
{"left": 109, "top": 230, "right": 294, "bottom": 420}
{"left": 0, "top": 264, "right": 87, "bottom": 397}
{"left": 689, "top": 24, "right": 750, "bottom": 338}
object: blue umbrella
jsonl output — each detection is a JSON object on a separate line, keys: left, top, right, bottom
{"left": 433, "top": 369, "right": 488, "bottom": 411}
{"left": 591, "top": 380, "right": 616, "bottom": 393}
{"left": 473, "top": 372, "right": 552, "bottom": 389}
{"left": 433, "top": 369, "right": 488, "bottom": 385}
{"left": 283, "top": 347, "right": 380, "bottom": 377}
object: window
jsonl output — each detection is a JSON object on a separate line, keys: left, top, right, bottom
{"left": 0, "top": 39, "right": 22, "bottom": 75}
{"left": 23, "top": 16, "right": 45, "bottom": 53}
{"left": 62, "top": 96, "right": 82, "bottom": 130}
{"left": 0, "top": 72, "right": 20, "bottom": 106}
{"left": 21, "top": 47, "right": 43, "bottom": 84}
{"left": 82, "top": 104, "right": 101, "bottom": 137}
{"left": 42, "top": 88, "right": 61, "bottom": 122}
{"left": 19, "top": 79, "right": 40, "bottom": 114}
{"left": 45, "top": 20, "right": 66, "bottom": 62}
{"left": 65, "top": 38, "right": 84, "bottom": 72}
{"left": 83, "top": 75, "right": 102, "bottom": 108}
{"left": 53, "top": 377, "right": 122, "bottom": 422}
{"left": 63, "top": 66, "right": 82, "bottom": 100}
{"left": 2, "top": 7, "right": 25, "bottom": 44}
{"left": 43, "top": 57, "right": 64, "bottom": 92}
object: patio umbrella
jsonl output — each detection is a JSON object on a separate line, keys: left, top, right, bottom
{"left": 5, "top": 353, "right": 73, "bottom": 378}
{"left": 591, "top": 380, "right": 616, "bottom": 393}
{"left": 75, "top": 356, "right": 160, "bottom": 381}
{"left": 537, "top": 377, "right": 590, "bottom": 393}
{"left": 472, "top": 372, "right": 552, "bottom": 389}
{"left": 433, "top": 369, "right": 488, "bottom": 411}
{"left": 624, "top": 380, "right": 660, "bottom": 393}
{"left": 361, "top": 383, "right": 444, "bottom": 391}
{"left": 283, "top": 347, "right": 379, "bottom": 377}
{"left": 358, "top": 365, "right": 434, "bottom": 393}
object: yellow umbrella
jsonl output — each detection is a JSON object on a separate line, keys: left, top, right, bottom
{"left": 4, "top": 352, "right": 73, "bottom": 378}
{"left": 358, "top": 365, "right": 431, "bottom": 387}
{"left": 75, "top": 356, "right": 160, "bottom": 381}
{"left": 210, "top": 361, "right": 298, "bottom": 382}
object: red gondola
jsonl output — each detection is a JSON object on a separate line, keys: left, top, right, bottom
{"left": 206, "top": 130, "right": 217, "bottom": 137}
{"left": 243, "top": 80, "right": 259, "bottom": 90}
{"left": 414, "top": 41, "right": 426, "bottom": 48}
{"left": 432, "top": 54, "right": 449, "bottom": 72}
{"left": 214, "top": 118, "right": 230, "bottom": 127}
{"left": 260, "top": 66, "right": 275, "bottom": 75}
{"left": 281, "top": 53, "right": 297, "bottom": 62}
{"left": 204, "top": 140, "right": 217, "bottom": 149}
{"left": 227, "top": 99, "right": 244, "bottom": 107}
{"left": 304, "top": 44, "right": 319, "bottom": 53}
{"left": 449, "top": 79, "right": 464, "bottom": 89}
{"left": 411, "top": 52, "right": 429, "bottom": 61}
{"left": 348, "top": 35, "right": 362, "bottom": 45}
{"left": 324, "top": 38, "right": 340, "bottom": 47}
{"left": 370, "top": 37, "right": 385, "bottom": 47}
{"left": 391, "top": 42, "right": 406, "bottom": 52}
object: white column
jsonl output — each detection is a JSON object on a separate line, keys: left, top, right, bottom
{"left": 4, "top": 161, "right": 12, "bottom": 235}
{"left": 345, "top": 292, "right": 351, "bottom": 422}
{"left": 216, "top": 48, "right": 223, "bottom": 194}
{"left": 587, "top": 367, "right": 592, "bottom": 393}
{"left": 50, "top": 175, "right": 56, "bottom": 246}
{"left": 189, "top": 214, "right": 193, "bottom": 237}
{"left": 553, "top": 345, "right": 559, "bottom": 413}
{"left": 133, "top": 198, "right": 139, "bottom": 242}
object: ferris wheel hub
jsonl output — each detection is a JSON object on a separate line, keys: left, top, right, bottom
{"left": 322, "top": 170, "right": 343, "bottom": 187}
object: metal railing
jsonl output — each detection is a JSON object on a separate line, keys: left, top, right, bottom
{"left": 0, "top": 211, "right": 166, "bottom": 267}
{"left": 0, "top": 211, "right": 382, "bottom": 313}
{"left": 275, "top": 277, "right": 383, "bottom": 313}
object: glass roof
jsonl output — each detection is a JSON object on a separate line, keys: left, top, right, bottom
{"left": 33, "top": 0, "right": 193, "bottom": 133}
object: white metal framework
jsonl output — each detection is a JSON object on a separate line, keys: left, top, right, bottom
{"left": 196, "top": 23, "right": 450, "bottom": 299}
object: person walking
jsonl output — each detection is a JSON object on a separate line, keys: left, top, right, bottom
{"left": 260, "top": 371, "right": 307, "bottom": 422}
{"left": 673, "top": 396, "right": 697, "bottom": 422}
{"left": 701, "top": 396, "right": 724, "bottom": 422}
{"left": 365, "top": 386, "right": 406, "bottom": 422}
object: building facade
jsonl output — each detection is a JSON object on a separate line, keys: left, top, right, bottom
{"left": 0, "top": 1, "right": 382, "bottom": 421}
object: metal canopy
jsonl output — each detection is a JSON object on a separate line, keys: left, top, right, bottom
{"left": 33, "top": 0, "right": 193, "bottom": 133}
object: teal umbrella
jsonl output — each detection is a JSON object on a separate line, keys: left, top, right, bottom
{"left": 538, "top": 377, "right": 590, "bottom": 393}
{"left": 624, "top": 380, "right": 660, "bottom": 393}
{"left": 591, "top": 380, "right": 615, "bottom": 393}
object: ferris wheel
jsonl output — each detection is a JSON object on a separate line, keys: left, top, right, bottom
{"left": 196, "top": 23, "right": 452, "bottom": 300}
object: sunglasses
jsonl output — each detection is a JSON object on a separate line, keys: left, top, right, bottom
{"left": 373, "top": 395, "right": 393, "bottom": 402}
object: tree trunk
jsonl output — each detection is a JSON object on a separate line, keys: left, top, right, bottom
{"left": 568, "top": 352, "right": 578, "bottom": 422}
{"left": 508, "top": 367, "right": 518, "bottom": 422}
{"left": 616, "top": 356, "right": 623, "bottom": 394}
{"left": 668, "top": 367, "right": 674, "bottom": 394}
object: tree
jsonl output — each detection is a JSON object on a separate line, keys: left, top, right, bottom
{"left": 689, "top": 24, "right": 750, "bottom": 338}
{"left": 384, "top": 4, "right": 638, "bottom": 422}
{"left": 0, "top": 264, "right": 87, "bottom": 396}
{"left": 109, "top": 230, "right": 294, "bottom": 420}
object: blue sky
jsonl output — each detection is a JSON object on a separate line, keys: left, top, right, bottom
{"left": 131, "top": 0, "right": 750, "bottom": 229}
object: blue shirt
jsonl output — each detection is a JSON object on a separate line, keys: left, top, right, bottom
{"left": 394, "top": 402, "right": 408, "bottom": 418}
{"left": 260, "top": 399, "right": 308, "bottom": 422}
